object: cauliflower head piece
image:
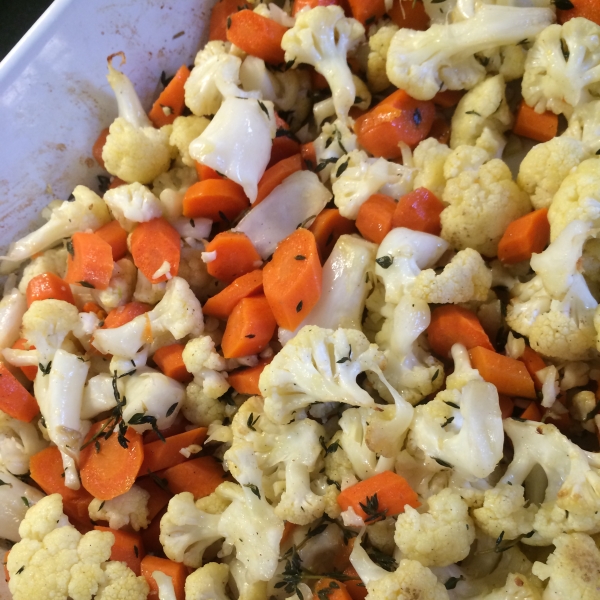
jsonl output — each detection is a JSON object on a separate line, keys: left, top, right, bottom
{"left": 367, "top": 23, "right": 399, "bottom": 93}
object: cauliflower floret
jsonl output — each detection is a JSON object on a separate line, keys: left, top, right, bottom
{"left": 185, "top": 562, "right": 230, "bottom": 600}
{"left": 311, "top": 119, "right": 357, "bottom": 183}
{"left": 522, "top": 18, "right": 600, "bottom": 116}
{"left": 324, "top": 431, "right": 357, "bottom": 489}
{"left": 88, "top": 484, "right": 149, "bottom": 531}
{"left": 0, "top": 410, "right": 47, "bottom": 476}
{"left": 476, "top": 572, "right": 544, "bottom": 600}
{"left": 94, "top": 560, "right": 150, "bottom": 600}
{"left": 505, "top": 275, "right": 552, "bottom": 338}
{"left": 133, "top": 269, "right": 166, "bottom": 304}
{"left": 0, "top": 470, "right": 45, "bottom": 542}
{"left": 441, "top": 158, "right": 532, "bottom": 257}
{"left": 386, "top": 4, "right": 553, "bottom": 100}
{"left": 170, "top": 115, "right": 210, "bottom": 166}
{"left": 531, "top": 533, "right": 600, "bottom": 598}
{"left": 92, "top": 258, "right": 136, "bottom": 311}
{"left": 395, "top": 488, "right": 475, "bottom": 567}
{"left": 281, "top": 6, "right": 365, "bottom": 121}
{"left": 183, "top": 383, "right": 228, "bottom": 426}
{"left": 367, "top": 23, "right": 399, "bottom": 93}
{"left": 103, "top": 182, "right": 163, "bottom": 231}
{"left": 412, "top": 138, "right": 452, "bottom": 199}
{"left": 443, "top": 144, "right": 491, "bottom": 181}
{"left": 563, "top": 99, "right": 600, "bottom": 154}
{"left": 18, "top": 247, "right": 67, "bottom": 293}
{"left": 411, "top": 248, "right": 492, "bottom": 304}
{"left": 478, "top": 43, "right": 528, "bottom": 82}
{"left": 152, "top": 165, "right": 198, "bottom": 220}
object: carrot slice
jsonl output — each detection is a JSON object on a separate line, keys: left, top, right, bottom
{"left": 80, "top": 420, "right": 145, "bottom": 501}
{"left": 355, "top": 89, "right": 436, "bottom": 157}
{"left": 141, "top": 506, "right": 168, "bottom": 557}
{"left": 388, "top": 0, "right": 429, "bottom": 29}
{"left": 153, "top": 343, "right": 193, "bottom": 383}
{"left": 293, "top": 0, "right": 338, "bottom": 15}
{"left": 428, "top": 305, "right": 494, "bottom": 359}
{"left": 263, "top": 228, "right": 323, "bottom": 330}
{"left": 432, "top": 90, "right": 464, "bottom": 108}
{"left": 355, "top": 194, "right": 396, "bottom": 244}
{"left": 11, "top": 338, "right": 37, "bottom": 381}
{"left": 337, "top": 471, "right": 419, "bottom": 521}
{"left": 103, "top": 301, "right": 152, "bottom": 329}
{"left": 557, "top": 0, "right": 600, "bottom": 24}
{"left": 135, "top": 476, "right": 173, "bottom": 521}
{"left": 469, "top": 346, "right": 537, "bottom": 399}
{"left": 308, "top": 208, "right": 357, "bottom": 261}
{"left": 518, "top": 345, "right": 547, "bottom": 390}
{"left": 520, "top": 401, "right": 542, "bottom": 422}
{"left": 429, "top": 115, "right": 451, "bottom": 145}
{"left": 391, "top": 187, "right": 445, "bottom": 236}
{"left": 94, "top": 526, "right": 145, "bottom": 575}
{"left": 221, "top": 295, "right": 277, "bottom": 358}
{"left": 109, "top": 177, "right": 127, "bottom": 190}
{"left": 141, "top": 555, "right": 186, "bottom": 600}
{"left": 25, "top": 272, "right": 75, "bottom": 307}
{"left": 343, "top": 565, "right": 367, "bottom": 600}
{"left": 140, "top": 428, "right": 208, "bottom": 474}
{"left": 513, "top": 100, "right": 558, "bottom": 143}
{"left": 300, "top": 142, "right": 317, "bottom": 171}
{"left": 269, "top": 134, "right": 301, "bottom": 169}
{"left": 148, "top": 65, "right": 191, "bottom": 128}
{"left": 313, "top": 578, "right": 353, "bottom": 600}
{"left": 209, "top": 0, "right": 250, "bottom": 41}
{"left": 95, "top": 220, "right": 129, "bottom": 261}
{"left": 347, "top": 0, "right": 385, "bottom": 24}
{"left": 226, "top": 10, "right": 288, "bottom": 65}
{"left": 202, "top": 270, "right": 264, "bottom": 320}
{"left": 255, "top": 154, "right": 304, "bottom": 206}
{"left": 204, "top": 231, "right": 262, "bottom": 283}
{"left": 183, "top": 179, "right": 249, "bottom": 226}
{"left": 0, "top": 363, "right": 39, "bottom": 422}
{"left": 228, "top": 357, "right": 273, "bottom": 396}
{"left": 499, "top": 395, "right": 514, "bottom": 419}
{"left": 93, "top": 127, "right": 110, "bottom": 169}
{"left": 64, "top": 232, "right": 114, "bottom": 290}
{"left": 195, "top": 162, "right": 224, "bottom": 181}
{"left": 162, "top": 456, "right": 227, "bottom": 499}
{"left": 497, "top": 208, "right": 550, "bottom": 265}
{"left": 130, "top": 217, "right": 181, "bottom": 283}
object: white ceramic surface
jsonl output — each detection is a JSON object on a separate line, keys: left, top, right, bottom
{"left": 0, "top": 1, "right": 211, "bottom": 596}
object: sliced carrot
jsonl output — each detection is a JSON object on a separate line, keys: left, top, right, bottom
{"left": 183, "top": 179, "right": 249, "bottom": 226}
{"left": 93, "top": 127, "right": 110, "bottom": 169}
{"left": 557, "top": 0, "right": 600, "bottom": 24}
{"left": 109, "top": 177, "right": 127, "bottom": 190}
{"left": 300, "top": 141, "right": 317, "bottom": 171}
{"left": 388, "top": 0, "right": 429, "bottom": 30}
{"left": 162, "top": 456, "right": 227, "bottom": 499}
{"left": 255, "top": 154, "right": 304, "bottom": 206}
{"left": 221, "top": 295, "right": 277, "bottom": 358}
{"left": 204, "top": 231, "right": 262, "bottom": 283}
{"left": 82, "top": 302, "right": 107, "bottom": 320}
{"left": 148, "top": 65, "right": 190, "bottom": 128}
{"left": 313, "top": 578, "right": 353, "bottom": 600}
{"left": 228, "top": 357, "right": 273, "bottom": 396}
{"left": 428, "top": 305, "right": 494, "bottom": 359}
{"left": 0, "top": 363, "right": 39, "bottom": 422}
{"left": 103, "top": 301, "right": 152, "bottom": 329}
{"left": 469, "top": 346, "right": 537, "bottom": 399}
{"left": 499, "top": 395, "right": 514, "bottom": 419}
{"left": 140, "top": 428, "right": 208, "bottom": 474}
{"left": 355, "top": 194, "right": 396, "bottom": 244}
{"left": 202, "top": 270, "right": 263, "bottom": 320}
{"left": 337, "top": 471, "right": 419, "bottom": 521}
{"left": 141, "top": 506, "right": 168, "bottom": 557}
{"left": 520, "top": 401, "right": 542, "bottom": 422}
{"left": 226, "top": 10, "right": 288, "bottom": 65}
{"left": 209, "top": 0, "right": 250, "bottom": 41}
{"left": 95, "top": 219, "right": 129, "bottom": 261}
{"left": 263, "top": 228, "right": 323, "bottom": 330}
{"left": 11, "top": 338, "right": 37, "bottom": 381}
{"left": 153, "top": 343, "right": 193, "bottom": 383}
{"left": 347, "top": 0, "right": 385, "bottom": 24}
{"left": 94, "top": 526, "right": 145, "bottom": 575}
{"left": 429, "top": 115, "right": 451, "bottom": 145}
{"left": 519, "top": 345, "right": 546, "bottom": 391}
{"left": 308, "top": 208, "right": 357, "bottom": 261}
{"left": 497, "top": 208, "right": 550, "bottom": 264}
{"left": 391, "top": 187, "right": 445, "bottom": 236}
{"left": 269, "top": 132, "right": 301, "bottom": 169}
{"left": 355, "top": 89, "right": 435, "bottom": 157}
{"left": 195, "top": 162, "right": 224, "bottom": 181}
{"left": 432, "top": 90, "right": 464, "bottom": 108}
{"left": 135, "top": 476, "right": 173, "bottom": 521}
{"left": 26, "top": 272, "right": 75, "bottom": 307}
{"left": 80, "top": 420, "right": 145, "bottom": 501}
{"left": 64, "top": 232, "right": 114, "bottom": 290}
{"left": 130, "top": 217, "right": 181, "bottom": 283}
{"left": 513, "top": 100, "right": 558, "bottom": 143}
{"left": 343, "top": 565, "right": 367, "bottom": 600}
{"left": 141, "top": 555, "right": 186, "bottom": 600}
{"left": 310, "top": 68, "right": 329, "bottom": 91}
{"left": 293, "top": 0, "right": 338, "bottom": 16}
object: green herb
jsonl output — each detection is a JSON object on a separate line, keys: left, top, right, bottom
{"left": 226, "top": 16, "right": 232, "bottom": 28}
{"left": 78, "top": 281, "right": 95, "bottom": 289}
{"left": 445, "top": 576, "right": 463, "bottom": 590}
{"left": 98, "top": 175, "right": 111, "bottom": 195}
{"left": 337, "top": 346, "right": 352, "bottom": 364}
{"left": 444, "top": 401, "right": 459, "bottom": 409}
{"left": 218, "top": 210, "right": 230, "bottom": 226}
{"left": 296, "top": 300, "right": 303, "bottom": 313}
{"left": 554, "top": 0, "right": 574, "bottom": 9}
{"left": 465, "top": 110, "right": 481, "bottom": 116}
{"left": 295, "top": 255, "right": 306, "bottom": 260}
{"left": 134, "top": 545, "right": 139, "bottom": 558}
{"left": 285, "top": 59, "right": 296, "bottom": 69}
{"left": 368, "top": 548, "right": 397, "bottom": 572}
{"left": 16, "top": 566, "right": 25, "bottom": 575}
{"left": 245, "top": 333, "right": 255, "bottom": 338}
{"left": 433, "top": 457, "right": 453, "bottom": 468}
{"left": 66, "top": 239, "right": 74, "bottom": 257}
{"left": 441, "top": 416, "right": 454, "bottom": 428}
{"left": 306, "top": 522, "right": 329, "bottom": 539}
{"left": 561, "top": 38, "right": 570, "bottom": 61}
{"left": 127, "top": 412, "right": 165, "bottom": 443}
{"left": 166, "top": 402, "right": 178, "bottom": 417}
{"left": 189, "top": 218, "right": 195, "bottom": 227}
{"left": 98, "top": 501, "right": 105, "bottom": 511}
{"left": 376, "top": 255, "right": 393, "bottom": 269}
{"left": 315, "top": 157, "right": 337, "bottom": 172}
{"left": 21, "top": 496, "right": 30, "bottom": 508}
{"left": 258, "top": 100, "right": 270, "bottom": 117}
{"left": 364, "top": 15, "right": 376, "bottom": 25}
{"left": 0, "top": 479, "right": 11, "bottom": 488}
{"left": 431, "top": 369, "right": 439, "bottom": 382}
{"left": 117, "top": 369, "right": 136, "bottom": 378}
{"left": 247, "top": 412, "right": 260, "bottom": 431}
{"left": 95, "top": 440, "right": 101, "bottom": 453}
{"left": 335, "top": 159, "right": 350, "bottom": 178}
{"left": 359, "top": 493, "right": 388, "bottom": 524}
{"left": 413, "top": 108, "right": 422, "bottom": 126}
{"left": 39, "top": 362, "right": 52, "bottom": 376}
{"left": 149, "top": 472, "right": 171, "bottom": 492}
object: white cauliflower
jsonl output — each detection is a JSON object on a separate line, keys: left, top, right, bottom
{"left": 563, "top": 99, "right": 600, "bottom": 154}
{"left": 311, "top": 119, "right": 357, "bottom": 183}
{"left": 281, "top": 6, "right": 365, "bottom": 120}
{"left": 81, "top": 374, "right": 118, "bottom": 420}
{"left": 505, "top": 275, "right": 552, "bottom": 338}
{"left": 0, "top": 287, "right": 27, "bottom": 356}
{"left": 441, "top": 158, "right": 532, "bottom": 257}
{"left": 412, "top": 138, "right": 452, "bottom": 199}
{"left": 170, "top": 115, "right": 210, "bottom": 166}
{"left": 153, "top": 165, "right": 198, "bottom": 221}
{"left": 103, "top": 182, "right": 163, "bottom": 231}
{"left": 522, "top": 17, "right": 600, "bottom": 116}
{"left": 185, "top": 562, "right": 230, "bottom": 600}
{"left": 0, "top": 470, "right": 45, "bottom": 542}
{"left": 92, "top": 257, "right": 136, "bottom": 311}
{"left": 367, "top": 23, "right": 399, "bottom": 93}
{"left": 0, "top": 410, "right": 47, "bottom": 476}
{"left": 476, "top": 572, "right": 544, "bottom": 600}
{"left": 133, "top": 269, "right": 166, "bottom": 304}
{"left": 88, "top": 484, "right": 149, "bottom": 531}
{"left": 17, "top": 247, "right": 67, "bottom": 294}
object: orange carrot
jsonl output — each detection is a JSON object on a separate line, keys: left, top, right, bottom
{"left": 80, "top": 420, "right": 145, "bottom": 501}
{"left": 228, "top": 357, "right": 274, "bottom": 395}
{"left": 313, "top": 578, "right": 353, "bottom": 600}
{"left": 355, "top": 89, "right": 435, "bottom": 157}
{"left": 429, "top": 115, "right": 451, "bottom": 145}
{"left": 469, "top": 346, "right": 537, "bottom": 399}
{"left": 269, "top": 120, "right": 301, "bottom": 169}
{"left": 209, "top": 0, "right": 250, "bottom": 41}
{"left": 140, "top": 428, "right": 208, "bottom": 474}
{"left": 355, "top": 194, "right": 396, "bottom": 244}
{"left": 94, "top": 526, "right": 145, "bottom": 575}
{"left": 183, "top": 179, "right": 249, "bottom": 226}
{"left": 141, "top": 506, "right": 168, "bottom": 557}
{"left": 162, "top": 455, "right": 227, "bottom": 499}
{"left": 93, "top": 127, "right": 110, "bottom": 169}
{"left": 343, "top": 565, "right": 367, "bottom": 600}
{"left": 337, "top": 471, "right": 420, "bottom": 522}
{"left": 153, "top": 343, "right": 193, "bottom": 383}
{"left": 109, "top": 177, "right": 127, "bottom": 190}
{"left": 255, "top": 154, "right": 304, "bottom": 206}
{"left": 64, "top": 232, "right": 114, "bottom": 290}
{"left": 391, "top": 187, "right": 445, "bottom": 236}
{"left": 293, "top": 0, "right": 338, "bottom": 16}
{"left": 520, "top": 401, "right": 542, "bottom": 422}
{"left": 0, "top": 363, "right": 39, "bottom": 422}
{"left": 130, "top": 218, "right": 181, "bottom": 283}
{"left": 82, "top": 301, "right": 107, "bottom": 320}
{"left": 513, "top": 100, "right": 558, "bottom": 143}
{"left": 202, "top": 270, "right": 264, "bottom": 320}
{"left": 227, "top": 10, "right": 288, "bottom": 65}
{"left": 141, "top": 555, "right": 186, "bottom": 600}
{"left": 347, "top": 0, "right": 386, "bottom": 24}
{"left": 11, "top": 338, "right": 37, "bottom": 381}
{"left": 263, "top": 228, "right": 323, "bottom": 330}
{"left": 432, "top": 90, "right": 464, "bottom": 108}
{"left": 558, "top": 0, "right": 600, "bottom": 24}
{"left": 309, "top": 68, "right": 329, "bottom": 91}
{"left": 300, "top": 141, "right": 317, "bottom": 171}
{"left": 103, "top": 301, "right": 152, "bottom": 329}
{"left": 135, "top": 476, "right": 173, "bottom": 521}
{"left": 428, "top": 305, "right": 495, "bottom": 358}
{"left": 308, "top": 208, "right": 357, "bottom": 261}
{"left": 388, "top": 0, "right": 429, "bottom": 29}
{"left": 26, "top": 272, "right": 75, "bottom": 307}
{"left": 519, "top": 345, "right": 547, "bottom": 390}
{"left": 195, "top": 162, "right": 224, "bottom": 181}
{"left": 499, "top": 395, "right": 514, "bottom": 419}
{"left": 497, "top": 208, "right": 550, "bottom": 264}
{"left": 95, "top": 220, "right": 129, "bottom": 261}
{"left": 148, "top": 65, "right": 190, "bottom": 128}
{"left": 204, "top": 231, "right": 262, "bottom": 282}
{"left": 221, "top": 295, "right": 277, "bottom": 358}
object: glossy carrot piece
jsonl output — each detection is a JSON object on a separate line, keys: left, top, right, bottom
{"left": 497, "top": 208, "right": 550, "bottom": 265}
{"left": 388, "top": 0, "right": 429, "bottom": 29}
{"left": 202, "top": 270, "right": 264, "bottom": 320}
{"left": 0, "top": 363, "right": 39, "bottom": 422}
{"left": 313, "top": 578, "right": 353, "bottom": 600}
{"left": 153, "top": 343, "right": 192, "bottom": 383}
{"left": 130, "top": 218, "right": 181, "bottom": 283}
{"left": 64, "top": 232, "right": 114, "bottom": 290}
{"left": 135, "top": 476, "right": 173, "bottom": 521}
{"left": 293, "top": 0, "right": 338, "bottom": 15}
{"left": 255, "top": 154, "right": 304, "bottom": 206}
{"left": 95, "top": 220, "right": 129, "bottom": 261}
{"left": 519, "top": 345, "right": 547, "bottom": 390}
{"left": 228, "top": 357, "right": 273, "bottom": 396}
{"left": 355, "top": 194, "right": 396, "bottom": 244}
{"left": 94, "top": 526, "right": 145, "bottom": 575}
{"left": 183, "top": 179, "right": 249, "bottom": 226}
{"left": 391, "top": 187, "right": 445, "bottom": 236}
{"left": 162, "top": 456, "right": 228, "bottom": 499}
{"left": 209, "top": 0, "right": 250, "bottom": 41}
{"left": 513, "top": 100, "right": 558, "bottom": 143}
{"left": 93, "top": 127, "right": 110, "bottom": 169}
{"left": 103, "top": 301, "right": 152, "bottom": 329}
{"left": 308, "top": 209, "right": 357, "bottom": 261}
{"left": 26, "top": 272, "right": 75, "bottom": 307}
{"left": 520, "top": 401, "right": 542, "bottom": 422}
{"left": 204, "top": 231, "right": 262, "bottom": 283}
{"left": 148, "top": 65, "right": 190, "bottom": 127}
{"left": 140, "top": 428, "right": 208, "bottom": 474}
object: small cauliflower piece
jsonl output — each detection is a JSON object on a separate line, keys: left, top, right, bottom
{"left": 133, "top": 269, "right": 166, "bottom": 304}
{"left": 367, "top": 23, "right": 399, "bottom": 93}
{"left": 88, "top": 484, "right": 150, "bottom": 531}
{"left": 563, "top": 99, "right": 600, "bottom": 154}
{"left": 412, "top": 138, "right": 452, "bottom": 199}
{"left": 169, "top": 115, "right": 210, "bottom": 166}
{"left": 477, "top": 572, "right": 543, "bottom": 600}
{"left": 441, "top": 158, "right": 532, "bottom": 257}
{"left": 17, "top": 247, "right": 67, "bottom": 293}
{"left": 0, "top": 410, "right": 47, "bottom": 476}
{"left": 92, "top": 257, "right": 137, "bottom": 311}
{"left": 185, "top": 562, "right": 231, "bottom": 600}
{"left": 311, "top": 119, "right": 357, "bottom": 183}
{"left": 103, "top": 182, "right": 163, "bottom": 232}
